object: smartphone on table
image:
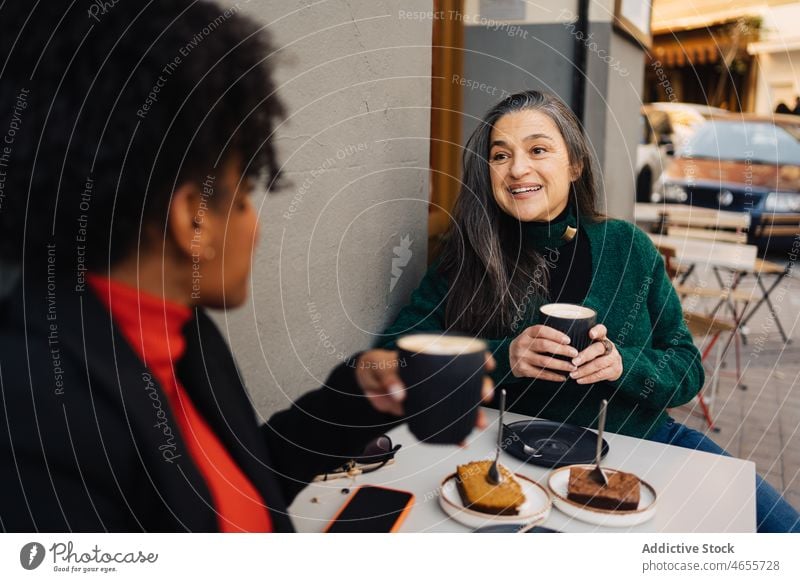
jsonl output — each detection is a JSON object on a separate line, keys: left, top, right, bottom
{"left": 324, "top": 485, "right": 414, "bottom": 533}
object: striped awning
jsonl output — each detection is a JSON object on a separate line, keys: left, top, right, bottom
{"left": 652, "top": 34, "right": 725, "bottom": 67}
{"left": 650, "top": 24, "right": 753, "bottom": 68}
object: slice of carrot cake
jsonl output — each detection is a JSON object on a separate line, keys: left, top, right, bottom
{"left": 456, "top": 460, "right": 525, "bottom": 516}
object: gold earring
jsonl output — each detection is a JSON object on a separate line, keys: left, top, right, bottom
{"left": 204, "top": 247, "right": 216, "bottom": 260}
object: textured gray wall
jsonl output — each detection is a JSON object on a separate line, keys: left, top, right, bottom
{"left": 598, "top": 31, "right": 644, "bottom": 220}
{"left": 462, "top": 24, "right": 575, "bottom": 140}
{"left": 581, "top": 22, "right": 610, "bottom": 202}
{"left": 213, "top": 0, "right": 432, "bottom": 418}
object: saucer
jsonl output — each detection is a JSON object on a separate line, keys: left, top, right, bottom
{"left": 473, "top": 524, "right": 561, "bottom": 533}
{"left": 503, "top": 420, "right": 609, "bottom": 468}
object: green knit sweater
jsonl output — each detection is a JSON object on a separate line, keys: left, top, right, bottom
{"left": 378, "top": 214, "right": 704, "bottom": 439}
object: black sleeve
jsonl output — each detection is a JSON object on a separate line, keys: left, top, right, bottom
{"left": 263, "top": 356, "right": 402, "bottom": 503}
{"left": 0, "top": 338, "right": 141, "bottom": 532}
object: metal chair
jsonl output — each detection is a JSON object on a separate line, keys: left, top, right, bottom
{"left": 657, "top": 244, "right": 744, "bottom": 432}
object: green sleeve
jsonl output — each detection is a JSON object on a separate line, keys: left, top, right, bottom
{"left": 609, "top": 235, "right": 704, "bottom": 410}
{"left": 484, "top": 337, "right": 517, "bottom": 386}
{"left": 376, "top": 262, "right": 449, "bottom": 349}
{"left": 376, "top": 263, "right": 517, "bottom": 387}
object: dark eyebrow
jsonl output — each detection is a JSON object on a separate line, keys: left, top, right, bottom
{"left": 523, "top": 133, "right": 554, "bottom": 142}
{"left": 490, "top": 133, "right": 554, "bottom": 148}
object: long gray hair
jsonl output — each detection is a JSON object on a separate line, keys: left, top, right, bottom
{"left": 439, "top": 90, "right": 602, "bottom": 337}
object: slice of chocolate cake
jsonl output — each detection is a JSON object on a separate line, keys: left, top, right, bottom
{"left": 456, "top": 460, "right": 525, "bottom": 516}
{"left": 567, "top": 467, "right": 641, "bottom": 511}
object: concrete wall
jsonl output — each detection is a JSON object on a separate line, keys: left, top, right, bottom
{"left": 748, "top": 3, "right": 800, "bottom": 114}
{"left": 461, "top": 25, "right": 575, "bottom": 139}
{"left": 752, "top": 49, "right": 800, "bottom": 114}
{"left": 459, "top": 0, "right": 644, "bottom": 220}
{"left": 214, "top": 0, "right": 432, "bottom": 417}
{"left": 599, "top": 27, "right": 646, "bottom": 219}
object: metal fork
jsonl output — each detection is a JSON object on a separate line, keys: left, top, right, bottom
{"left": 587, "top": 399, "right": 609, "bottom": 486}
{"left": 487, "top": 389, "right": 507, "bottom": 485}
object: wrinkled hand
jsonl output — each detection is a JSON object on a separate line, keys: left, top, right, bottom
{"left": 569, "top": 324, "right": 623, "bottom": 384}
{"left": 509, "top": 324, "right": 579, "bottom": 382}
{"left": 355, "top": 350, "right": 496, "bottom": 431}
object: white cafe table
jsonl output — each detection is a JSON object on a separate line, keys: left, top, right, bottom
{"left": 634, "top": 202, "right": 751, "bottom": 231}
{"left": 289, "top": 408, "right": 757, "bottom": 533}
{"left": 647, "top": 233, "right": 758, "bottom": 272}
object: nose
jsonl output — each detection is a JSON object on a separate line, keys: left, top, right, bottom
{"left": 509, "top": 152, "right": 531, "bottom": 180}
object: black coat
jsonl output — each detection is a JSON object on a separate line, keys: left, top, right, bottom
{"left": 0, "top": 273, "right": 397, "bottom": 532}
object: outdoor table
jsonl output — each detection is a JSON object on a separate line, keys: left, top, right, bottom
{"left": 635, "top": 202, "right": 750, "bottom": 231}
{"left": 647, "top": 233, "right": 757, "bottom": 273}
{"left": 289, "top": 408, "right": 756, "bottom": 532}
{"left": 649, "top": 233, "right": 754, "bottom": 330}
{"left": 736, "top": 259, "right": 792, "bottom": 344}
{"left": 648, "top": 233, "right": 790, "bottom": 344}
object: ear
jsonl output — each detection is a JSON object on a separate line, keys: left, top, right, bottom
{"left": 167, "top": 182, "right": 209, "bottom": 259}
{"left": 570, "top": 161, "right": 584, "bottom": 182}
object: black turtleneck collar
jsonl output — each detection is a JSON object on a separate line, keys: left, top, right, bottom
{"left": 521, "top": 203, "right": 578, "bottom": 250}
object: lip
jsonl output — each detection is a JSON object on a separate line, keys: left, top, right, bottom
{"left": 507, "top": 183, "right": 543, "bottom": 199}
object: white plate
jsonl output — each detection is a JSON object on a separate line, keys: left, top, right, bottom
{"left": 547, "top": 465, "right": 657, "bottom": 527}
{"left": 438, "top": 471, "right": 551, "bottom": 529}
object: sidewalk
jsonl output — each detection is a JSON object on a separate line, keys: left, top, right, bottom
{"left": 670, "top": 254, "right": 800, "bottom": 510}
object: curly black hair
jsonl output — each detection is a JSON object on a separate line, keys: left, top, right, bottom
{"left": 0, "top": 0, "right": 283, "bottom": 271}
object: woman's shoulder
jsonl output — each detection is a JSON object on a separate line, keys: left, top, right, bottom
{"left": 582, "top": 216, "right": 658, "bottom": 251}
{"left": 421, "top": 256, "right": 451, "bottom": 288}
{"left": 582, "top": 215, "right": 634, "bottom": 234}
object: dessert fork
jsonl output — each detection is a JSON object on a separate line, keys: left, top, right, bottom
{"left": 587, "top": 399, "right": 609, "bottom": 486}
{"left": 487, "top": 389, "right": 507, "bottom": 485}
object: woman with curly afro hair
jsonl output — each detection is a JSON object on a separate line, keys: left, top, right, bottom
{"left": 0, "top": 0, "right": 494, "bottom": 532}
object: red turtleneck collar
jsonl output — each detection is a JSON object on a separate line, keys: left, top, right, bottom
{"left": 87, "top": 274, "right": 192, "bottom": 389}
{"left": 87, "top": 274, "right": 273, "bottom": 532}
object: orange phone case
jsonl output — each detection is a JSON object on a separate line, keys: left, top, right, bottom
{"left": 324, "top": 484, "right": 415, "bottom": 533}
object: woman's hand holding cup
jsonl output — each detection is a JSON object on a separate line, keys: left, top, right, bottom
{"left": 509, "top": 322, "right": 623, "bottom": 384}
{"left": 355, "top": 349, "right": 408, "bottom": 416}
{"left": 355, "top": 348, "right": 496, "bottom": 432}
{"left": 509, "top": 325, "right": 580, "bottom": 382}
{"left": 569, "top": 324, "right": 623, "bottom": 384}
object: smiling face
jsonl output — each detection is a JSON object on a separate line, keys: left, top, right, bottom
{"left": 488, "top": 109, "right": 581, "bottom": 222}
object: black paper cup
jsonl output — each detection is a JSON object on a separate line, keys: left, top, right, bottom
{"left": 538, "top": 303, "right": 597, "bottom": 354}
{"left": 397, "top": 334, "right": 487, "bottom": 444}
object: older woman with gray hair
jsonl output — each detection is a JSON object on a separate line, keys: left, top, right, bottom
{"left": 379, "top": 90, "right": 799, "bottom": 533}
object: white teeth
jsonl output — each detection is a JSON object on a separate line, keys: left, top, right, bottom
{"left": 510, "top": 186, "right": 541, "bottom": 194}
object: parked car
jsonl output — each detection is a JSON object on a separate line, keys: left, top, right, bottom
{"left": 636, "top": 109, "right": 672, "bottom": 202}
{"left": 636, "top": 102, "right": 728, "bottom": 202}
{"left": 652, "top": 113, "right": 800, "bottom": 248}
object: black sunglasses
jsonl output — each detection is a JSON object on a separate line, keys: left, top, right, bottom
{"left": 316, "top": 435, "right": 402, "bottom": 481}
{"left": 353, "top": 435, "right": 402, "bottom": 464}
